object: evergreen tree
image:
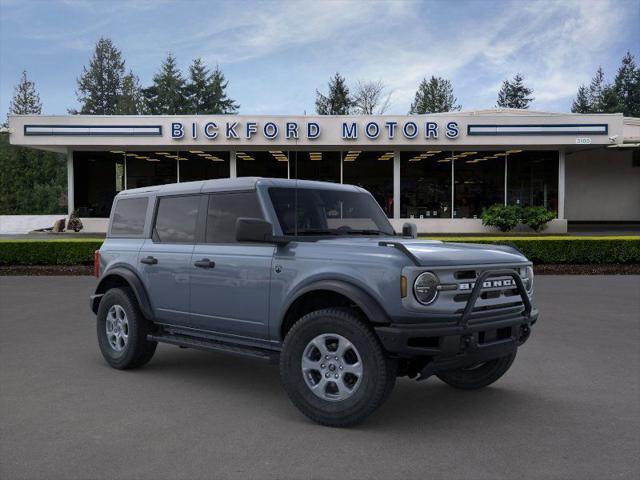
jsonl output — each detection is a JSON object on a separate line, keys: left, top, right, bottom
{"left": 409, "top": 76, "right": 460, "bottom": 114}
{"left": 75, "top": 37, "right": 126, "bottom": 114}
{"left": 116, "top": 71, "right": 144, "bottom": 114}
{"left": 143, "top": 53, "right": 188, "bottom": 114}
{"left": 587, "top": 66, "right": 607, "bottom": 112}
{"left": 207, "top": 65, "right": 239, "bottom": 114}
{"left": 571, "top": 85, "right": 591, "bottom": 113}
{"left": 8, "top": 70, "right": 42, "bottom": 116}
{"left": 496, "top": 73, "right": 534, "bottom": 109}
{"left": 613, "top": 51, "right": 640, "bottom": 117}
{"left": 185, "top": 59, "right": 239, "bottom": 114}
{"left": 315, "top": 73, "right": 353, "bottom": 115}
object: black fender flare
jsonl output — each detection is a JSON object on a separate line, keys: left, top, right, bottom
{"left": 282, "top": 279, "right": 391, "bottom": 327}
{"left": 92, "top": 266, "right": 154, "bottom": 320}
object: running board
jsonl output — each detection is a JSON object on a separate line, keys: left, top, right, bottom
{"left": 148, "top": 333, "right": 279, "bottom": 363}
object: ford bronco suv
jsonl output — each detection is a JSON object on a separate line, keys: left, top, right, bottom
{"left": 91, "top": 178, "right": 537, "bottom": 427}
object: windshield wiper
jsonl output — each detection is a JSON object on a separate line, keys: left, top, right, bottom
{"left": 342, "top": 229, "right": 387, "bottom": 235}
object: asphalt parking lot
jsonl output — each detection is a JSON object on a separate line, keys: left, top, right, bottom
{"left": 1, "top": 276, "right": 638, "bottom": 480}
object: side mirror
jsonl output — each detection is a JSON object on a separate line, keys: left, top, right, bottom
{"left": 402, "top": 222, "right": 418, "bottom": 239}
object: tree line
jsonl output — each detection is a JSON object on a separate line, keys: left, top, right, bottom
{"left": 1, "top": 37, "right": 639, "bottom": 216}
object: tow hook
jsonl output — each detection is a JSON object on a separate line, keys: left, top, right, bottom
{"left": 518, "top": 325, "right": 531, "bottom": 345}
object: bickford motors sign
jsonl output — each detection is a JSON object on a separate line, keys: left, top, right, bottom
{"left": 171, "top": 119, "right": 461, "bottom": 141}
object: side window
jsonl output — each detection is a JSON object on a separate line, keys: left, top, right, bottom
{"left": 110, "top": 197, "right": 148, "bottom": 236}
{"left": 206, "top": 192, "right": 263, "bottom": 243}
{"left": 154, "top": 195, "right": 200, "bottom": 243}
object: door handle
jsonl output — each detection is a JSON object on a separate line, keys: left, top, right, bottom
{"left": 194, "top": 258, "right": 215, "bottom": 269}
{"left": 140, "top": 256, "right": 158, "bottom": 265}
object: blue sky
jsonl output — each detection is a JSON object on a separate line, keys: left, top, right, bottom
{"left": 1, "top": 0, "right": 638, "bottom": 117}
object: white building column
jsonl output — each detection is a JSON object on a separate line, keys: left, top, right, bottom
{"left": 66, "top": 149, "right": 74, "bottom": 215}
{"left": 393, "top": 150, "right": 400, "bottom": 219}
{"left": 229, "top": 150, "right": 237, "bottom": 178}
{"left": 558, "top": 149, "right": 566, "bottom": 219}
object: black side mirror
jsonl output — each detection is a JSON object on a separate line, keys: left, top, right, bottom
{"left": 236, "top": 217, "right": 283, "bottom": 243}
{"left": 402, "top": 222, "right": 418, "bottom": 239}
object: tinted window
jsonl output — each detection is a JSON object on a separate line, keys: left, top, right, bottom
{"left": 268, "top": 187, "right": 395, "bottom": 236}
{"left": 110, "top": 197, "right": 148, "bottom": 235}
{"left": 206, "top": 192, "right": 263, "bottom": 243}
{"left": 154, "top": 195, "right": 200, "bottom": 243}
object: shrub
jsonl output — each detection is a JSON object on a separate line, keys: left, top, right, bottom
{"left": 521, "top": 206, "right": 556, "bottom": 232}
{"left": 0, "top": 239, "right": 103, "bottom": 265}
{"left": 481, "top": 205, "right": 520, "bottom": 232}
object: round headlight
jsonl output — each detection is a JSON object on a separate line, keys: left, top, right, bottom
{"left": 525, "top": 266, "right": 534, "bottom": 293}
{"left": 414, "top": 272, "right": 440, "bottom": 305}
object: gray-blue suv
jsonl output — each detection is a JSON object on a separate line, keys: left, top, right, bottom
{"left": 91, "top": 177, "right": 538, "bottom": 426}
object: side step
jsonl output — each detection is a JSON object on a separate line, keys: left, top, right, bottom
{"left": 148, "top": 333, "right": 279, "bottom": 363}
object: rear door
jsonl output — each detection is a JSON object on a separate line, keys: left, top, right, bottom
{"left": 138, "top": 194, "right": 203, "bottom": 326}
{"left": 189, "top": 191, "right": 274, "bottom": 341}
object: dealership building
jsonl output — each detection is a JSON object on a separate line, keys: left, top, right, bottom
{"left": 6, "top": 109, "right": 640, "bottom": 233}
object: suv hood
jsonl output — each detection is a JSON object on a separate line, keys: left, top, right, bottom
{"left": 314, "top": 237, "right": 528, "bottom": 266}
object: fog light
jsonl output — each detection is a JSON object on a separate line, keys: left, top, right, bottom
{"left": 414, "top": 272, "right": 439, "bottom": 305}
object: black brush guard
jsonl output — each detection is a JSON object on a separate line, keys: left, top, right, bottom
{"left": 374, "top": 267, "right": 536, "bottom": 379}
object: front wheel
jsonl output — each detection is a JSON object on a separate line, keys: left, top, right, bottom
{"left": 436, "top": 351, "right": 517, "bottom": 390}
{"left": 280, "top": 308, "right": 396, "bottom": 427}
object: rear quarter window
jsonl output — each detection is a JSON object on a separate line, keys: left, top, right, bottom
{"left": 110, "top": 197, "right": 148, "bottom": 236}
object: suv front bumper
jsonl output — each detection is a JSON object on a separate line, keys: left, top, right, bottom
{"left": 374, "top": 268, "right": 537, "bottom": 374}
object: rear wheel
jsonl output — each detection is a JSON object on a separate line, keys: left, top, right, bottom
{"left": 436, "top": 351, "right": 517, "bottom": 390}
{"left": 96, "top": 287, "right": 157, "bottom": 369}
{"left": 280, "top": 308, "right": 396, "bottom": 427}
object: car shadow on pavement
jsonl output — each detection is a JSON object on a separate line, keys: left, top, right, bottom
{"left": 114, "top": 345, "right": 556, "bottom": 431}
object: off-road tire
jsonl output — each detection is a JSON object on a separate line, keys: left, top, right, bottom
{"left": 96, "top": 287, "right": 157, "bottom": 370}
{"left": 280, "top": 308, "right": 396, "bottom": 427}
{"left": 436, "top": 351, "right": 517, "bottom": 390}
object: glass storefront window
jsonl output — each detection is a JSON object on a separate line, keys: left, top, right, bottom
{"left": 176, "top": 150, "right": 230, "bottom": 182}
{"left": 74, "top": 151, "right": 125, "bottom": 217}
{"left": 236, "top": 150, "right": 289, "bottom": 178}
{"left": 507, "top": 150, "right": 558, "bottom": 212}
{"left": 290, "top": 151, "right": 341, "bottom": 183}
{"left": 453, "top": 151, "right": 505, "bottom": 218}
{"left": 401, "top": 151, "right": 452, "bottom": 218}
{"left": 343, "top": 150, "right": 394, "bottom": 217}
{"left": 125, "top": 152, "right": 177, "bottom": 189}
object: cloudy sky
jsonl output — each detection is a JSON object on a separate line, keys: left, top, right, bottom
{"left": 1, "top": 0, "right": 638, "bottom": 117}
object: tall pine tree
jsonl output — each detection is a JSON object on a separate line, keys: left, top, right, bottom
{"left": 116, "top": 71, "right": 144, "bottom": 114}
{"left": 75, "top": 38, "right": 126, "bottom": 114}
{"left": 315, "top": 73, "right": 353, "bottom": 115}
{"left": 8, "top": 70, "right": 42, "bottom": 117}
{"left": 409, "top": 76, "right": 460, "bottom": 114}
{"left": 496, "top": 74, "right": 534, "bottom": 109}
{"left": 613, "top": 51, "right": 640, "bottom": 117}
{"left": 143, "top": 53, "right": 188, "bottom": 114}
{"left": 571, "top": 85, "right": 591, "bottom": 113}
{"left": 185, "top": 59, "right": 239, "bottom": 114}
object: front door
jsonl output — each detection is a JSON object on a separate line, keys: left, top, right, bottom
{"left": 189, "top": 191, "right": 274, "bottom": 342}
{"left": 138, "top": 194, "right": 202, "bottom": 326}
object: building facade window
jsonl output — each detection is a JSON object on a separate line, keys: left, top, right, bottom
{"left": 507, "top": 150, "right": 558, "bottom": 212}
{"left": 176, "top": 150, "right": 230, "bottom": 182}
{"left": 400, "top": 150, "right": 452, "bottom": 218}
{"left": 453, "top": 151, "right": 505, "bottom": 219}
{"left": 290, "top": 151, "right": 341, "bottom": 183}
{"left": 343, "top": 150, "right": 394, "bottom": 217}
{"left": 73, "top": 151, "right": 125, "bottom": 217}
{"left": 236, "top": 150, "right": 289, "bottom": 178}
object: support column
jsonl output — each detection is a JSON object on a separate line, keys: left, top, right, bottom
{"left": 229, "top": 150, "right": 237, "bottom": 178}
{"left": 393, "top": 150, "right": 400, "bottom": 219}
{"left": 558, "top": 149, "right": 566, "bottom": 219}
{"left": 66, "top": 149, "right": 74, "bottom": 216}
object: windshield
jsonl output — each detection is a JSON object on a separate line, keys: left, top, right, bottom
{"left": 269, "top": 187, "right": 396, "bottom": 237}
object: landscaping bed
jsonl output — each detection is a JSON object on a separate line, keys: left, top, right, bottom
{"left": 1, "top": 237, "right": 639, "bottom": 275}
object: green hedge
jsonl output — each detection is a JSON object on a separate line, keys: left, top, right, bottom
{"left": 0, "top": 239, "right": 104, "bottom": 265}
{"left": 0, "top": 237, "right": 639, "bottom": 266}
{"left": 422, "top": 237, "right": 640, "bottom": 264}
